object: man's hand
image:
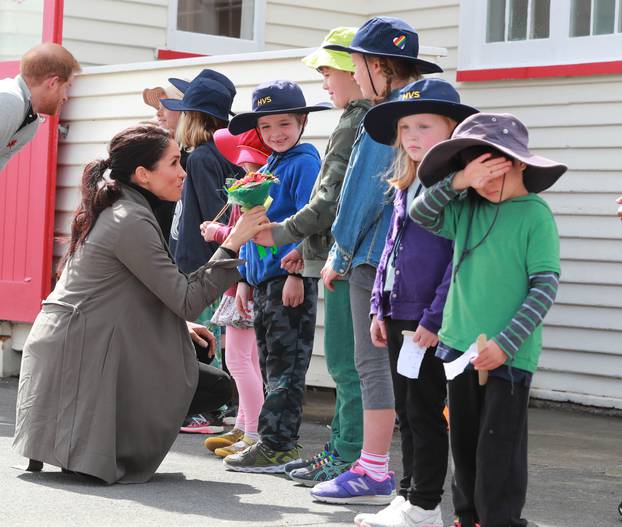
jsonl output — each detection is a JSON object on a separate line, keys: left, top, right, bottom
{"left": 235, "top": 282, "right": 252, "bottom": 317}
{"left": 281, "top": 248, "right": 304, "bottom": 274}
{"left": 187, "top": 321, "right": 216, "bottom": 358}
{"left": 282, "top": 275, "right": 304, "bottom": 307}
{"left": 370, "top": 316, "right": 387, "bottom": 348}
{"left": 471, "top": 339, "right": 507, "bottom": 371}
{"left": 412, "top": 324, "right": 439, "bottom": 349}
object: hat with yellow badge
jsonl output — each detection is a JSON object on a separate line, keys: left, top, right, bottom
{"left": 228, "top": 80, "right": 332, "bottom": 135}
{"left": 363, "top": 78, "right": 479, "bottom": 145}
{"left": 302, "top": 27, "right": 358, "bottom": 73}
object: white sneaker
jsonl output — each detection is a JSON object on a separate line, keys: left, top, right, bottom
{"left": 354, "top": 496, "right": 406, "bottom": 526}
{"left": 361, "top": 502, "right": 443, "bottom": 527}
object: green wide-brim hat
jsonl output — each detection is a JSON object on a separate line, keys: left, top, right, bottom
{"left": 302, "top": 27, "right": 357, "bottom": 73}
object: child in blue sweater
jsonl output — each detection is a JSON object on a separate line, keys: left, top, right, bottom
{"left": 223, "top": 80, "right": 330, "bottom": 473}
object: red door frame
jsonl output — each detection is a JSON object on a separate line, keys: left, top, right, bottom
{"left": 0, "top": 0, "right": 64, "bottom": 323}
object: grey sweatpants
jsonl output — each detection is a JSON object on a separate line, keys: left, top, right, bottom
{"left": 350, "top": 265, "right": 395, "bottom": 410}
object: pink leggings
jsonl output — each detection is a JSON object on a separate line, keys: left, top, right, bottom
{"left": 225, "top": 326, "right": 264, "bottom": 434}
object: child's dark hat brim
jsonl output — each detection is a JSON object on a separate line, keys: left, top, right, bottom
{"left": 364, "top": 99, "right": 479, "bottom": 145}
{"left": 323, "top": 43, "right": 443, "bottom": 74}
{"left": 228, "top": 102, "right": 332, "bottom": 135}
{"left": 417, "top": 136, "right": 568, "bottom": 193}
{"left": 160, "top": 97, "right": 230, "bottom": 122}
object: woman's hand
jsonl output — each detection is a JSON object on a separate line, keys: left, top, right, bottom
{"left": 222, "top": 207, "right": 270, "bottom": 252}
{"left": 452, "top": 153, "right": 513, "bottom": 191}
{"left": 235, "top": 282, "right": 252, "bottom": 317}
{"left": 282, "top": 275, "right": 304, "bottom": 308}
{"left": 281, "top": 248, "right": 304, "bottom": 274}
{"left": 320, "top": 260, "right": 341, "bottom": 292}
{"left": 186, "top": 321, "right": 216, "bottom": 358}
{"left": 471, "top": 339, "right": 507, "bottom": 371}
{"left": 370, "top": 316, "right": 387, "bottom": 348}
{"left": 199, "top": 221, "right": 224, "bottom": 243}
{"left": 412, "top": 324, "right": 439, "bottom": 349}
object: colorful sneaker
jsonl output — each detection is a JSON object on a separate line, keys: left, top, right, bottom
{"left": 203, "top": 428, "right": 244, "bottom": 452}
{"left": 284, "top": 442, "right": 331, "bottom": 474}
{"left": 180, "top": 413, "right": 224, "bottom": 434}
{"left": 289, "top": 451, "right": 351, "bottom": 487}
{"left": 214, "top": 435, "right": 257, "bottom": 458}
{"left": 354, "top": 496, "right": 406, "bottom": 526}
{"left": 361, "top": 502, "right": 443, "bottom": 527}
{"left": 310, "top": 462, "right": 396, "bottom": 505}
{"left": 223, "top": 441, "right": 302, "bottom": 473}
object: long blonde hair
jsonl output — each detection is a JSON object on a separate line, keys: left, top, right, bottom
{"left": 388, "top": 116, "right": 458, "bottom": 191}
{"left": 176, "top": 111, "right": 226, "bottom": 150}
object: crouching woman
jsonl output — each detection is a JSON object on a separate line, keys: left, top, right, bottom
{"left": 13, "top": 124, "right": 268, "bottom": 484}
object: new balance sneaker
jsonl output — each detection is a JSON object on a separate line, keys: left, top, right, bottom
{"left": 180, "top": 413, "right": 225, "bottom": 434}
{"left": 361, "top": 502, "right": 443, "bottom": 527}
{"left": 203, "top": 428, "right": 244, "bottom": 452}
{"left": 284, "top": 442, "right": 330, "bottom": 474}
{"left": 289, "top": 451, "right": 351, "bottom": 487}
{"left": 223, "top": 441, "right": 302, "bottom": 473}
{"left": 214, "top": 435, "right": 257, "bottom": 458}
{"left": 310, "top": 463, "right": 396, "bottom": 505}
{"left": 354, "top": 496, "right": 406, "bottom": 526}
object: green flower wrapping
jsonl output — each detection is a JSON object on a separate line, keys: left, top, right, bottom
{"left": 225, "top": 172, "right": 279, "bottom": 211}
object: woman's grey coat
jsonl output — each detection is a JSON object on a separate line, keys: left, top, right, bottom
{"left": 13, "top": 185, "right": 241, "bottom": 483}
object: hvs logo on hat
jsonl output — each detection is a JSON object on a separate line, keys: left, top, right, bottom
{"left": 401, "top": 90, "right": 421, "bottom": 100}
{"left": 257, "top": 96, "right": 272, "bottom": 106}
{"left": 392, "top": 35, "right": 407, "bottom": 50}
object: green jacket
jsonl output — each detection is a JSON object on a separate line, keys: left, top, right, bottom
{"left": 271, "top": 98, "right": 371, "bottom": 277}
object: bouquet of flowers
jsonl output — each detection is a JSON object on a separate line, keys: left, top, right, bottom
{"left": 225, "top": 171, "right": 279, "bottom": 211}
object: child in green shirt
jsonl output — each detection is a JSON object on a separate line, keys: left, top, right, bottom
{"left": 410, "top": 112, "right": 567, "bottom": 527}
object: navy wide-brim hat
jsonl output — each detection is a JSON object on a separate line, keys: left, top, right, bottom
{"left": 229, "top": 80, "right": 332, "bottom": 135}
{"left": 323, "top": 17, "right": 443, "bottom": 74}
{"left": 169, "top": 68, "right": 236, "bottom": 100}
{"left": 364, "top": 78, "right": 479, "bottom": 145}
{"left": 161, "top": 77, "right": 233, "bottom": 122}
{"left": 417, "top": 112, "right": 568, "bottom": 193}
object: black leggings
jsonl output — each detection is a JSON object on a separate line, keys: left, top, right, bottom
{"left": 187, "top": 362, "right": 233, "bottom": 415}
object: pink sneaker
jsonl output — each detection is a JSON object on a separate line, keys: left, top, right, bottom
{"left": 180, "top": 414, "right": 225, "bottom": 434}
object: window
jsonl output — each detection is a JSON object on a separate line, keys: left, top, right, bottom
{"left": 486, "top": 0, "right": 551, "bottom": 42}
{"left": 167, "top": 0, "right": 265, "bottom": 56}
{"left": 569, "top": 0, "right": 621, "bottom": 36}
{"left": 458, "top": 0, "right": 622, "bottom": 76}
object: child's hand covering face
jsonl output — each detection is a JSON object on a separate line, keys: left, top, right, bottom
{"left": 451, "top": 153, "right": 513, "bottom": 200}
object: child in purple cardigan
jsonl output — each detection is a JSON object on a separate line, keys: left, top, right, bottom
{"left": 360, "top": 78, "right": 477, "bottom": 527}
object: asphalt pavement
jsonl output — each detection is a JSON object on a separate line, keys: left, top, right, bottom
{"left": 1, "top": 377, "right": 621, "bottom": 526}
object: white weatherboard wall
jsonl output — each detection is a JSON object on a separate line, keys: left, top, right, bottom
{"left": 369, "top": 0, "right": 622, "bottom": 409}
{"left": 54, "top": 47, "right": 444, "bottom": 389}
{"left": 61, "top": 0, "right": 366, "bottom": 66}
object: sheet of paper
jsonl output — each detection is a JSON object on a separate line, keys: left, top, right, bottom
{"left": 443, "top": 342, "right": 478, "bottom": 381}
{"left": 397, "top": 335, "right": 427, "bottom": 379}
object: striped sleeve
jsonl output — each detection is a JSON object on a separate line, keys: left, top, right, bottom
{"left": 409, "top": 173, "right": 463, "bottom": 234}
{"left": 494, "top": 272, "right": 560, "bottom": 359}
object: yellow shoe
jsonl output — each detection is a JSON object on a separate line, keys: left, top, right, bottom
{"left": 203, "top": 428, "right": 244, "bottom": 452}
{"left": 214, "top": 435, "right": 257, "bottom": 458}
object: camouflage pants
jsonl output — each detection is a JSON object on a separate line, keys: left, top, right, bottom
{"left": 253, "top": 276, "right": 318, "bottom": 451}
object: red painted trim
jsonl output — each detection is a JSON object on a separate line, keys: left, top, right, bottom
{"left": 157, "top": 49, "right": 206, "bottom": 60}
{"left": 456, "top": 60, "right": 622, "bottom": 82}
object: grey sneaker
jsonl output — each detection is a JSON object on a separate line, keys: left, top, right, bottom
{"left": 223, "top": 441, "right": 302, "bottom": 473}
